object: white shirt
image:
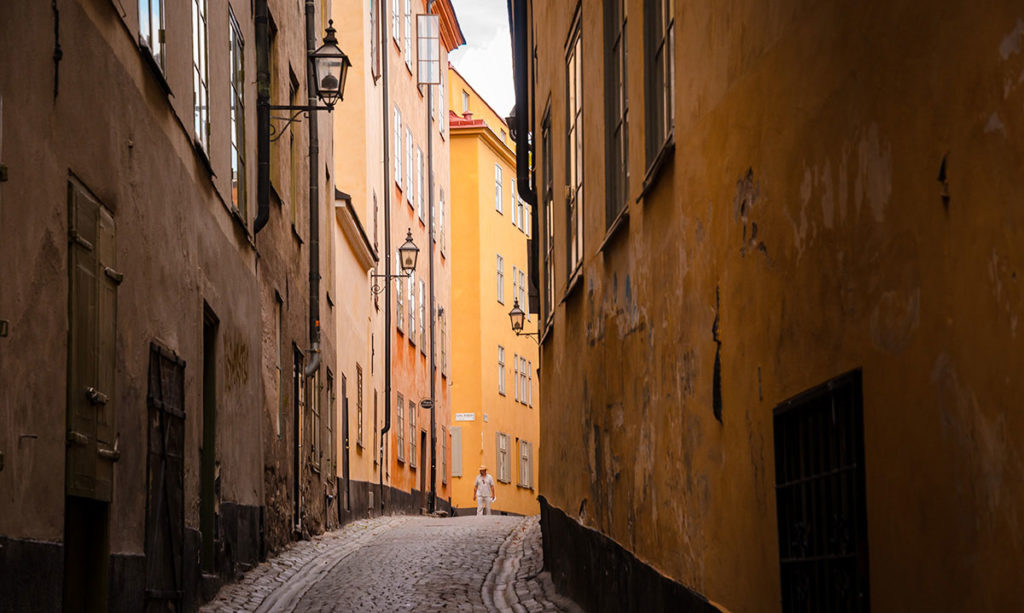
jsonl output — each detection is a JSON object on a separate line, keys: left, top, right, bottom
{"left": 474, "top": 473, "right": 495, "bottom": 498}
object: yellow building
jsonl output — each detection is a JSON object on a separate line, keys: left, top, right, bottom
{"left": 448, "top": 68, "right": 539, "bottom": 516}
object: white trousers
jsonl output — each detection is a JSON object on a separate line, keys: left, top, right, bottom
{"left": 476, "top": 495, "right": 492, "bottom": 516}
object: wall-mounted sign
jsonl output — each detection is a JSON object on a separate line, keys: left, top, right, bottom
{"left": 454, "top": 412, "right": 475, "bottom": 422}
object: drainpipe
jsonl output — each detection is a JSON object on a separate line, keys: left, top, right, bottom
{"left": 254, "top": 0, "right": 270, "bottom": 234}
{"left": 379, "top": 0, "right": 393, "bottom": 516}
{"left": 426, "top": 0, "right": 437, "bottom": 515}
{"left": 303, "top": 0, "right": 322, "bottom": 379}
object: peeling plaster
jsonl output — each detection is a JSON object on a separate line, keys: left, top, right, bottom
{"left": 856, "top": 124, "right": 893, "bottom": 223}
{"left": 999, "top": 18, "right": 1024, "bottom": 60}
{"left": 985, "top": 112, "right": 1008, "bottom": 137}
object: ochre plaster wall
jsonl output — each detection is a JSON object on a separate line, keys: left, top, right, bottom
{"left": 528, "top": 0, "right": 1024, "bottom": 610}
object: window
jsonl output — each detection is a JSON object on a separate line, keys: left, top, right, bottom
{"left": 541, "top": 111, "right": 555, "bottom": 321}
{"left": 418, "top": 279, "right": 426, "bottom": 349}
{"left": 451, "top": 427, "right": 463, "bottom": 476}
{"left": 440, "top": 312, "right": 447, "bottom": 375}
{"left": 392, "top": 0, "right": 400, "bottom": 44}
{"left": 496, "top": 255, "right": 504, "bottom": 303}
{"left": 192, "top": 0, "right": 210, "bottom": 151}
{"left": 645, "top": 0, "right": 675, "bottom": 163}
{"left": 309, "top": 368, "right": 321, "bottom": 467}
{"left": 396, "top": 255, "right": 404, "bottom": 331}
{"left": 404, "top": 0, "right": 412, "bottom": 68}
{"left": 229, "top": 9, "right": 246, "bottom": 219}
{"left": 441, "top": 426, "right": 447, "bottom": 484}
{"left": 409, "top": 399, "right": 417, "bottom": 467}
{"left": 462, "top": 90, "right": 470, "bottom": 113}
{"left": 519, "top": 270, "right": 527, "bottom": 315}
{"left": 497, "top": 345, "right": 506, "bottom": 395}
{"left": 527, "top": 360, "right": 533, "bottom": 406}
{"left": 518, "top": 440, "right": 533, "bottom": 488}
{"left": 406, "top": 129, "right": 414, "bottom": 207}
{"left": 605, "top": 0, "right": 629, "bottom": 227}
{"left": 394, "top": 106, "right": 403, "bottom": 188}
{"left": 500, "top": 128, "right": 506, "bottom": 142}
{"left": 494, "top": 164, "right": 503, "bottom": 213}
{"left": 512, "top": 265, "right": 518, "bottom": 308}
{"left": 274, "top": 295, "right": 283, "bottom": 437}
{"left": 496, "top": 433, "right": 511, "bottom": 483}
{"left": 327, "top": 370, "right": 335, "bottom": 475}
{"left": 513, "top": 353, "right": 520, "bottom": 402}
{"left": 416, "top": 147, "right": 424, "bottom": 220}
{"left": 566, "top": 21, "right": 584, "bottom": 278}
{"left": 139, "top": 0, "right": 165, "bottom": 70}
{"left": 439, "top": 188, "right": 446, "bottom": 254}
{"left": 408, "top": 273, "right": 416, "bottom": 341}
{"left": 370, "top": 0, "right": 381, "bottom": 81}
{"left": 396, "top": 392, "right": 405, "bottom": 461}
{"left": 356, "top": 364, "right": 364, "bottom": 448}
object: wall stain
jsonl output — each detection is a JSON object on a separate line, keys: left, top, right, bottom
{"left": 224, "top": 333, "right": 250, "bottom": 392}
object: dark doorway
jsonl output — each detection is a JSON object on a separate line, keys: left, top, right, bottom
{"left": 64, "top": 178, "right": 117, "bottom": 612}
{"left": 200, "top": 309, "right": 218, "bottom": 572}
{"left": 144, "top": 343, "right": 186, "bottom": 612}
{"left": 292, "top": 346, "right": 303, "bottom": 532}
{"left": 773, "top": 370, "right": 870, "bottom": 611}
{"left": 419, "top": 430, "right": 427, "bottom": 509}
{"left": 342, "top": 374, "right": 351, "bottom": 512}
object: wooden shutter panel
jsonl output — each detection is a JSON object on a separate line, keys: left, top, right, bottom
{"left": 67, "top": 179, "right": 119, "bottom": 501}
{"left": 451, "top": 427, "right": 462, "bottom": 476}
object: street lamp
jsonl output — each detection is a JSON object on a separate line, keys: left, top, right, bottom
{"left": 508, "top": 298, "right": 538, "bottom": 342}
{"left": 268, "top": 20, "right": 351, "bottom": 136}
{"left": 310, "top": 21, "right": 351, "bottom": 109}
{"left": 398, "top": 229, "right": 420, "bottom": 272}
{"left": 371, "top": 228, "right": 419, "bottom": 294}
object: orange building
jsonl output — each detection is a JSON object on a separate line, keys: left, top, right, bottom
{"left": 331, "top": 0, "right": 463, "bottom": 517}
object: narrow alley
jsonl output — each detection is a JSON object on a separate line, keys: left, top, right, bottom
{"left": 201, "top": 516, "right": 581, "bottom": 613}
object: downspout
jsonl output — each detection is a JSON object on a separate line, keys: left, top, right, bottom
{"left": 426, "top": 0, "right": 437, "bottom": 515}
{"left": 508, "top": 0, "right": 538, "bottom": 313}
{"left": 379, "top": 0, "right": 393, "bottom": 516}
{"left": 254, "top": 0, "right": 270, "bottom": 234}
{"left": 304, "top": 0, "right": 322, "bottom": 378}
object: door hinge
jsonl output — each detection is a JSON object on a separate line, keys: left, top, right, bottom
{"left": 86, "top": 386, "right": 109, "bottom": 405}
{"left": 67, "top": 430, "right": 89, "bottom": 446}
{"left": 98, "top": 436, "right": 120, "bottom": 462}
{"left": 104, "top": 267, "right": 124, "bottom": 285}
{"left": 69, "top": 230, "right": 94, "bottom": 251}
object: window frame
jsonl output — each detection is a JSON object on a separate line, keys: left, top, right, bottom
{"left": 409, "top": 399, "right": 417, "bottom": 468}
{"left": 496, "top": 254, "right": 505, "bottom": 304}
{"left": 139, "top": 0, "right": 166, "bottom": 71}
{"left": 644, "top": 0, "right": 675, "bottom": 168}
{"left": 394, "top": 106, "right": 403, "bottom": 189}
{"left": 541, "top": 109, "right": 555, "bottom": 326}
{"left": 497, "top": 345, "right": 506, "bottom": 395}
{"left": 229, "top": 7, "right": 247, "bottom": 221}
{"left": 565, "top": 17, "right": 584, "bottom": 284}
{"left": 192, "top": 0, "right": 211, "bottom": 152}
{"left": 356, "top": 363, "right": 364, "bottom": 448}
{"left": 604, "top": 0, "right": 629, "bottom": 230}
{"left": 494, "top": 163, "right": 504, "bottom": 214}
{"left": 396, "top": 392, "right": 406, "bottom": 461}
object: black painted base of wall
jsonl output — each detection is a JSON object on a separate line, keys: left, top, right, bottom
{"left": 339, "top": 480, "right": 452, "bottom": 525}
{"left": 0, "top": 536, "right": 63, "bottom": 613}
{"left": 538, "top": 496, "right": 719, "bottom": 613}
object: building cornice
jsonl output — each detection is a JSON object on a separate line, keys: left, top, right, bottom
{"left": 334, "top": 189, "right": 379, "bottom": 271}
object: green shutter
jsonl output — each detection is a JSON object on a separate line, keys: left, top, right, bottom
{"left": 67, "top": 179, "right": 119, "bottom": 501}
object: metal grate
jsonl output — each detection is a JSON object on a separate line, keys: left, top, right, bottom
{"left": 773, "top": 370, "right": 870, "bottom": 612}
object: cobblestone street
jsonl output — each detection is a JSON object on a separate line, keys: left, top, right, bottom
{"left": 201, "top": 515, "right": 582, "bottom": 612}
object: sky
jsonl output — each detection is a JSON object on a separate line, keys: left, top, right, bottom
{"left": 448, "top": 0, "right": 515, "bottom": 116}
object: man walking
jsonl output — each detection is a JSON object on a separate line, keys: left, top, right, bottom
{"left": 473, "top": 465, "right": 496, "bottom": 516}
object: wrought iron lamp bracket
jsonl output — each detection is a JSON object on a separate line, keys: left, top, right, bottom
{"left": 369, "top": 270, "right": 411, "bottom": 295}
{"left": 268, "top": 104, "right": 334, "bottom": 142}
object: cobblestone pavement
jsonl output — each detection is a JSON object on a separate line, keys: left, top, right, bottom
{"left": 201, "top": 515, "right": 583, "bottom": 613}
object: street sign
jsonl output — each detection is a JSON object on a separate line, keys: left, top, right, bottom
{"left": 454, "top": 413, "right": 474, "bottom": 422}
{"left": 420, "top": 399, "right": 434, "bottom": 409}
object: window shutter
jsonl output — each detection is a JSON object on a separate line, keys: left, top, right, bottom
{"left": 451, "top": 427, "right": 462, "bottom": 476}
{"left": 67, "top": 179, "right": 118, "bottom": 501}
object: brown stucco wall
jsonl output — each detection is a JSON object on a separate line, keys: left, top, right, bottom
{"left": 0, "top": 0, "right": 337, "bottom": 607}
{"left": 526, "top": 1, "right": 1024, "bottom": 610}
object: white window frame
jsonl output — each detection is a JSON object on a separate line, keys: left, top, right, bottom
{"left": 192, "top": 0, "right": 210, "bottom": 151}
{"left": 394, "top": 106, "right": 403, "bottom": 188}
{"left": 495, "top": 164, "right": 503, "bottom": 213}
{"left": 409, "top": 399, "right": 417, "bottom": 467}
{"left": 497, "top": 345, "right": 506, "bottom": 395}
{"left": 139, "top": 0, "right": 166, "bottom": 71}
{"left": 518, "top": 440, "right": 533, "bottom": 488}
{"left": 404, "top": 0, "right": 412, "bottom": 68}
{"left": 396, "top": 391, "right": 405, "bottom": 461}
{"left": 416, "top": 147, "right": 424, "bottom": 220}
{"left": 392, "top": 0, "right": 401, "bottom": 44}
{"left": 527, "top": 360, "right": 533, "bottom": 406}
{"left": 496, "top": 433, "right": 511, "bottom": 483}
{"left": 408, "top": 273, "right": 416, "bottom": 342}
{"left": 513, "top": 353, "right": 520, "bottom": 402}
{"left": 395, "top": 256, "right": 404, "bottom": 331}
{"left": 406, "top": 129, "right": 414, "bottom": 207}
{"left": 418, "top": 279, "right": 426, "bottom": 349}
{"left": 496, "top": 255, "right": 505, "bottom": 303}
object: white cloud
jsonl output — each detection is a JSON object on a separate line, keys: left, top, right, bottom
{"left": 449, "top": 0, "right": 514, "bottom": 116}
